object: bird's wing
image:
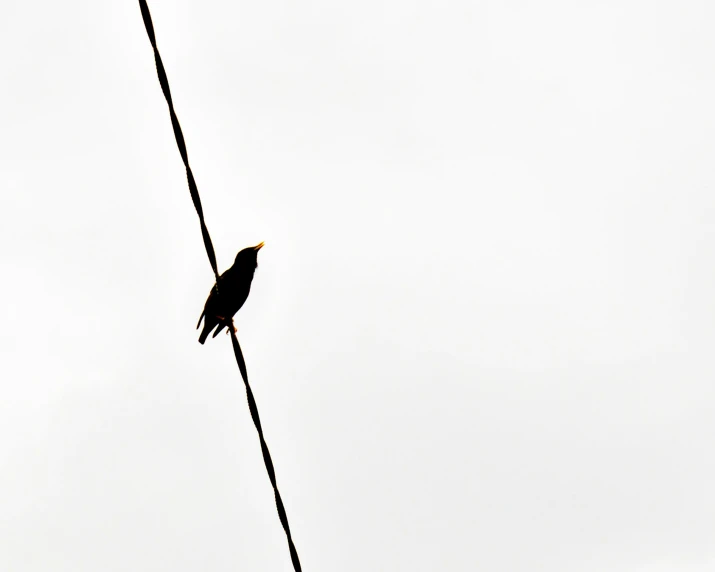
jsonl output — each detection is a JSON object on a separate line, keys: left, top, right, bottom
{"left": 212, "top": 321, "right": 228, "bottom": 338}
{"left": 197, "top": 283, "right": 219, "bottom": 329}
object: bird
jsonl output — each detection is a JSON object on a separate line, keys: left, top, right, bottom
{"left": 196, "top": 242, "right": 264, "bottom": 344}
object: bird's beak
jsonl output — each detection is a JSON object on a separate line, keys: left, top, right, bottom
{"left": 254, "top": 241, "right": 265, "bottom": 251}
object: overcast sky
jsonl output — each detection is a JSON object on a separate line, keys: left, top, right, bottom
{"left": 2, "top": 0, "right": 715, "bottom": 570}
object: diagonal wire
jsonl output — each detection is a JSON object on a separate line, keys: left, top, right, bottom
{"left": 137, "top": 2, "right": 302, "bottom": 570}
{"left": 229, "top": 330, "right": 302, "bottom": 571}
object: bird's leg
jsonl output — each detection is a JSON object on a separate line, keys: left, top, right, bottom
{"left": 214, "top": 315, "right": 237, "bottom": 335}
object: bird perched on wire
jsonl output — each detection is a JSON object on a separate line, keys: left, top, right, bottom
{"left": 197, "top": 242, "right": 264, "bottom": 344}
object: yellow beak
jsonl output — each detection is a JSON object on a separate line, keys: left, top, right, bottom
{"left": 254, "top": 241, "right": 265, "bottom": 251}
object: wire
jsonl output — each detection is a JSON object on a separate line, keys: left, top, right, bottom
{"left": 137, "top": 2, "right": 302, "bottom": 570}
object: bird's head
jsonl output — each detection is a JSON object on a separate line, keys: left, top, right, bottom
{"left": 234, "top": 241, "right": 264, "bottom": 270}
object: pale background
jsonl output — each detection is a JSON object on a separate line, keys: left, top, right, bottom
{"left": 2, "top": 0, "right": 714, "bottom": 570}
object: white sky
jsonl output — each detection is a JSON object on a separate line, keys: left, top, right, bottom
{"left": 2, "top": 0, "right": 715, "bottom": 570}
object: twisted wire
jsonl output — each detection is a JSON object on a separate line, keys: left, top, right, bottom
{"left": 138, "top": 2, "right": 302, "bottom": 569}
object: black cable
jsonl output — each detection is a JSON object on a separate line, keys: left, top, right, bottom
{"left": 137, "top": 3, "right": 302, "bottom": 569}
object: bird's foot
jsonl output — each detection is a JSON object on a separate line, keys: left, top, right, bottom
{"left": 225, "top": 325, "right": 238, "bottom": 335}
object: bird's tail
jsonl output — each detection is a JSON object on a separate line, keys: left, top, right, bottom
{"left": 198, "top": 321, "right": 212, "bottom": 345}
{"left": 197, "top": 311, "right": 213, "bottom": 344}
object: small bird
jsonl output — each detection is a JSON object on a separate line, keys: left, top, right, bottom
{"left": 196, "top": 241, "right": 264, "bottom": 344}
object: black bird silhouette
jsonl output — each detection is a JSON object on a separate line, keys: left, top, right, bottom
{"left": 197, "top": 242, "right": 264, "bottom": 344}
